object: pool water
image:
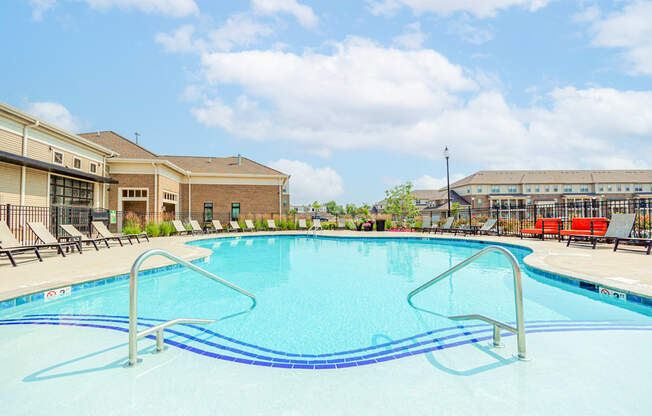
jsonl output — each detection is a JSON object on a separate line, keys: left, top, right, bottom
{"left": 2, "top": 235, "right": 650, "bottom": 368}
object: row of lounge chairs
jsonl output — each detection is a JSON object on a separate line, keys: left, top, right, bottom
{"left": 171, "top": 219, "right": 323, "bottom": 234}
{"left": 0, "top": 221, "right": 149, "bottom": 267}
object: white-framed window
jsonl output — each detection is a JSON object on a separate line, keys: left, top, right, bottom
{"left": 608, "top": 185, "right": 612, "bottom": 192}
{"left": 477, "top": 199, "right": 483, "bottom": 207}
{"left": 508, "top": 185, "right": 517, "bottom": 193}
{"left": 53, "top": 150, "right": 64, "bottom": 165}
{"left": 73, "top": 157, "right": 82, "bottom": 170}
{"left": 625, "top": 184, "right": 630, "bottom": 191}
{"left": 535, "top": 186, "right": 540, "bottom": 192}
{"left": 526, "top": 186, "right": 531, "bottom": 193}
{"left": 553, "top": 185, "right": 558, "bottom": 192}
{"left": 617, "top": 184, "right": 622, "bottom": 191}
{"left": 545, "top": 186, "right": 550, "bottom": 192}
{"left": 599, "top": 184, "right": 604, "bottom": 192}
{"left": 89, "top": 162, "right": 97, "bottom": 174}
{"left": 580, "top": 185, "right": 589, "bottom": 193}
{"left": 121, "top": 188, "right": 148, "bottom": 199}
{"left": 491, "top": 185, "right": 500, "bottom": 193}
{"left": 634, "top": 184, "right": 642, "bottom": 192}
{"left": 477, "top": 187, "right": 482, "bottom": 193}
{"left": 162, "top": 191, "right": 178, "bottom": 202}
{"left": 564, "top": 185, "right": 572, "bottom": 193}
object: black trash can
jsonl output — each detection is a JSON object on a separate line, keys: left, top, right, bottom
{"left": 376, "top": 219, "right": 386, "bottom": 232}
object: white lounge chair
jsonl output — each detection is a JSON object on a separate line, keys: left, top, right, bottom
{"left": 28, "top": 221, "right": 82, "bottom": 254}
{"left": 189, "top": 220, "right": 205, "bottom": 234}
{"left": 61, "top": 224, "right": 110, "bottom": 250}
{"left": 172, "top": 220, "right": 191, "bottom": 236}
{"left": 92, "top": 221, "right": 146, "bottom": 245}
{"left": 310, "top": 219, "right": 323, "bottom": 231}
{"left": 298, "top": 219, "right": 307, "bottom": 230}
{"left": 229, "top": 221, "right": 242, "bottom": 232}
{"left": 0, "top": 221, "right": 44, "bottom": 266}
{"left": 267, "top": 219, "right": 277, "bottom": 231}
{"left": 244, "top": 220, "right": 256, "bottom": 232}
{"left": 211, "top": 220, "right": 225, "bottom": 233}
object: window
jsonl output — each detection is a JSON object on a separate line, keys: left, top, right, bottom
{"left": 508, "top": 185, "right": 517, "bottom": 193}
{"left": 580, "top": 185, "right": 589, "bottom": 193}
{"left": 564, "top": 185, "right": 572, "bottom": 193}
{"left": 89, "top": 163, "right": 97, "bottom": 174}
{"left": 491, "top": 185, "right": 500, "bottom": 193}
{"left": 53, "top": 151, "right": 64, "bottom": 165}
{"left": 73, "top": 157, "right": 82, "bottom": 170}
{"left": 608, "top": 185, "right": 612, "bottom": 192}
{"left": 634, "top": 184, "right": 643, "bottom": 192}
{"left": 545, "top": 186, "right": 550, "bottom": 193}
{"left": 467, "top": 187, "right": 470, "bottom": 194}
{"left": 625, "top": 185, "right": 630, "bottom": 191}
{"left": 617, "top": 184, "right": 622, "bottom": 191}
{"left": 477, "top": 187, "right": 482, "bottom": 193}
{"left": 203, "top": 203, "right": 213, "bottom": 223}
{"left": 231, "top": 203, "right": 240, "bottom": 221}
{"left": 50, "top": 175, "right": 94, "bottom": 207}
{"left": 599, "top": 184, "right": 604, "bottom": 192}
{"left": 477, "top": 199, "right": 482, "bottom": 207}
{"left": 535, "top": 186, "right": 540, "bottom": 193}
{"left": 163, "top": 191, "right": 177, "bottom": 202}
{"left": 122, "top": 189, "right": 148, "bottom": 198}
{"left": 526, "top": 186, "right": 531, "bottom": 193}
{"left": 553, "top": 185, "right": 558, "bottom": 192}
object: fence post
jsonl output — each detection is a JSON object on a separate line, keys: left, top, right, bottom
{"left": 6, "top": 203, "right": 11, "bottom": 228}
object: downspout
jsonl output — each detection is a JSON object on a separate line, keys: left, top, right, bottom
{"left": 279, "top": 179, "right": 282, "bottom": 216}
{"left": 102, "top": 152, "right": 117, "bottom": 209}
{"left": 151, "top": 162, "right": 158, "bottom": 219}
{"left": 186, "top": 171, "right": 191, "bottom": 221}
{"left": 21, "top": 120, "right": 39, "bottom": 205}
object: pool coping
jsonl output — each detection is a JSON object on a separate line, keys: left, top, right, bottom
{"left": 1, "top": 232, "right": 651, "bottom": 313}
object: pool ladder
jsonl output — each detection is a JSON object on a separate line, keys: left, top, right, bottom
{"left": 407, "top": 246, "right": 528, "bottom": 360}
{"left": 127, "top": 249, "right": 257, "bottom": 367}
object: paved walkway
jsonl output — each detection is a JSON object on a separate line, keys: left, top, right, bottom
{"left": 1, "top": 230, "right": 650, "bottom": 301}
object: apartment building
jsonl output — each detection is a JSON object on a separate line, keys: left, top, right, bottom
{"left": 0, "top": 103, "right": 116, "bottom": 210}
{"left": 447, "top": 170, "right": 652, "bottom": 210}
{"left": 0, "top": 102, "right": 290, "bottom": 230}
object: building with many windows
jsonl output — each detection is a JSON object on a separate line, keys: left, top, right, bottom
{"left": 0, "top": 102, "right": 290, "bottom": 233}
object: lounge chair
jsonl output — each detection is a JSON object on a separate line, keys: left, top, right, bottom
{"left": 477, "top": 218, "right": 498, "bottom": 235}
{"left": 309, "top": 219, "right": 322, "bottom": 231}
{"left": 451, "top": 223, "right": 476, "bottom": 236}
{"left": 229, "top": 221, "right": 243, "bottom": 232}
{"left": 92, "top": 221, "right": 139, "bottom": 246}
{"left": 520, "top": 218, "right": 562, "bottom": 240}
{"left": 172, "top": 220, "right": 192, "bottom": 236}
{"left": 244, "top": 220, "right": 256, "bottom": 232}
{"left": 437, "top": 217, "right": 455, "bottom": 234}
{"left": 567, "top": 214, "right": 651, "bottom": 254}
{"left": 189, "top": 220, "right": 205, "bottom": 234}
{"left": 337, "top": 218, "right": 347, "bottom": 230}
{"left": 298, "top": 219, "right": 308, "bottom": 230}
{"left": 417, "top": 216, "right": 437, "bottom": 233}
{"left": 211, "top": 220, "right": 225, "bottom": 233}
{"left": 267, "top": 219, "right": 278, "bottom": 231}
{"left": 562, "top": 217, "right": 609, "bottom": 247}
{"left": 27, "top": 221, "right": 82, "bottom": 255}
{"left": 61, "top": 224, "right": 110, "bottom": 251}
{"left": 0, "top": 221, "right": 43, "bottom": 267}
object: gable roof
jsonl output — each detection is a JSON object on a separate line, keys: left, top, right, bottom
{"left": 78, "top": 131, "right": 287, "bottom": 177}
{"left": 448, "top": 169, "right": 652, "bottom": 188}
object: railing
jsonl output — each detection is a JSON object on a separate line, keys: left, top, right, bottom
{"left": 407, "top": 246, "right": 527, "bottom": 360}
{"left": 128, "top": 249, "right": 257, "bottom": 366}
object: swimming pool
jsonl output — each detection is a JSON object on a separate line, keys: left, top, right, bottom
{"left": 2, "top": 235, "right": 651, "bottom": 414}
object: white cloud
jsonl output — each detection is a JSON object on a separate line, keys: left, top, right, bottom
{"left": 156, "top": 15, "right": 272, "bottom": 54}
{"left": 187, "top": 38, "right": 652, "bottom": 170}
{"left": 392, "top": 22, "right": 426, "bottom": 49}
{"left": 29, "top": 0, "right": 199, "bottom": 18}
{"left": 26, "top": 101, "right": 80, "bottom": 132}
{"left": 252, "top": 0, "right": 318, "bottom": 28}
{"left": 266, "top": 159, "right": 344, "bottom": 204}
{"left": 366, "top": 0, "right": 550, "bottom": 18}
{"left": 29, "top": 0, "right": 56, "bottom": 20}
{"left": 412, "top": 174, "right": 464, "bottom": 189}
{"left": 584, "top": 1, "right": 652, "bottom": 76}
{"left": 447, "top": 20, "right": 494, "bottom": 44}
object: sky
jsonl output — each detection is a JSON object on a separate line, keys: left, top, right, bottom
{"left": 1, "top": 0, "right": 651, "bottom": 205}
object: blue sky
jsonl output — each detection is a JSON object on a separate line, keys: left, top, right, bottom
{"left": 2, "top": 0, "right": 651, "bottom": 205}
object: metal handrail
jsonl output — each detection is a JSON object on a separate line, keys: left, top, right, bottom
{"left": 407, "top": 246, "right": 527, "bottom": 360}
{"left": 128, "top": 249, "right": 257, "bottom": 366}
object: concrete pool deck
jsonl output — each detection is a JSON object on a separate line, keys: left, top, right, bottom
{"left": 0, "top": 230, "right": 650, "bottom": 302}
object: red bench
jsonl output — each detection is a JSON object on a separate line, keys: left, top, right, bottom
{"left": 561, "top": 217, "right": 609, "bottom": 237}
{"left": 521, "top": 218, "right": 562, "bottom": 240}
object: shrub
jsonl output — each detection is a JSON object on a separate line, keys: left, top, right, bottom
{"left": 255, "top": 219, "right": 265, "bottom": 230}
{"left": 145, "top": 221, "right": 160, "bottom": 237}
{"left": 159, "top": 221, "right": 174, "bottom": 236}
{"left": 238, "top": 220, "right": 246, "bottom": 230}
{"left": 306, "top": 220, "right": 313, "bottom": 229}
{"left": 385, "top": 219, "right": 393, "bottom": 229}
{"left": 123, "top": 225, "right": 141, "bottom": 235}
{"left": 123, "top": 212, "right": 142, "bottom": 233}
{"left": 280, "top": 219, "right": 288, "bottom": 230}
{"left": 184, "top": 223, "right": 193, "bottom": 231}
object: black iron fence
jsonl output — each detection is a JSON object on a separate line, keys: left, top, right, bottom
{"left": 433, "top": 198, "right": 652, "bottom": 238}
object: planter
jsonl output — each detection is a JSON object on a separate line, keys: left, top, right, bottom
{"left": 376, "top": 219, "right": 386, "bottom": 232}
{"left": 364, "top": 225, "right": 372, "bottom": 231}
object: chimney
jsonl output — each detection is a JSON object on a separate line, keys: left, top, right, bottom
{"left": 237, "top": 154, "right": 242, "bottom": 166}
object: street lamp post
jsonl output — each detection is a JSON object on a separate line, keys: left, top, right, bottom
{"left": 444, "top": 146, "right": 451, "bottom": 217}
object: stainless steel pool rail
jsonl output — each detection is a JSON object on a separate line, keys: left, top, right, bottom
{"left": 128, "top": 249, "right": 257, "bottom": 366}
{"left": 407, "top": 246, "right": 527, "bottom": 360}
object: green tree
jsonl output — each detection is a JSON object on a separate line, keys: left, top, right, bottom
{"left": 384, "top": 183, "right": 419, "bottom": 226}
{"left": 356, "top": 204, "right": 371, "bottom": 218}
{"left": 312, "top": 201, "right": 321, "bottom": 208}
{"left": 324, "top": 200, "right": 344, "bottom": 215}
{"left": 345, "top": 204, "right": 357, "bottom": 215}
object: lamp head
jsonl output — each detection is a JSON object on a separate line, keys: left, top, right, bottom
{"left": 443, "top": 146, "right": 449, "bottom": 158}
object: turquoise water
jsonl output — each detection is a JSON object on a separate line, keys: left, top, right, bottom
{"left": 2, "top": 235, "right": 650, "bottom": 356}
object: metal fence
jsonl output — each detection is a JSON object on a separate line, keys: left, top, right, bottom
{"left": 434, "top": 198, "right": 652, "bottom": 238}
